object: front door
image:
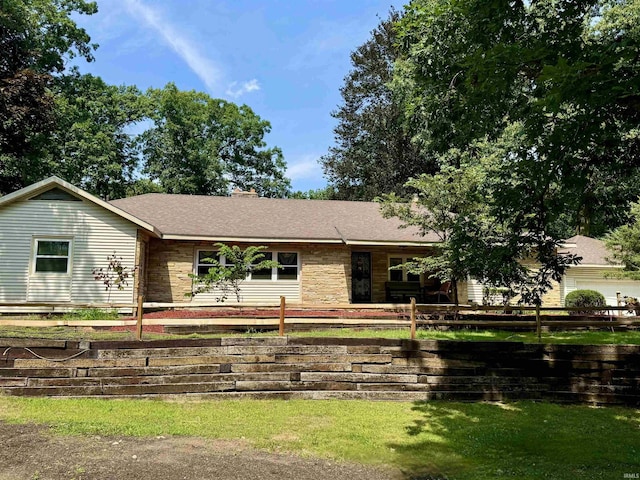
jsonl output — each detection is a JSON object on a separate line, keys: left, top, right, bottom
{"left": 351, "top": 252, "right": 372, "bottom": 303}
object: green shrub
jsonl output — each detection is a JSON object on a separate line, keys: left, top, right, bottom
{"left": 565, "top": 289, "right": 606, "bottom": 316}
{"left": 61, "top": 308, "right": 120, "bottom": 320}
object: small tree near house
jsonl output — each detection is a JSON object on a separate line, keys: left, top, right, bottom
{"left": 378, "top": 165, "right": 488, "bottom": 305}
{"left": 379, "top": 157, "right": 581, "bottom": 307}
{"left": 188, "top": 244, "right": 280, "bottom": 302}
{"left": 92, "top": 253, "right": 138, "bottom": 303}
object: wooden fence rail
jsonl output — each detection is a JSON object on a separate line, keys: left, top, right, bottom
{"left": 0, "top": 300, "right": 631, "bottom": 312}
{"left": 140, "top": 302, "right": 635, "bottom": 313}
{"left": 1, "top": 297, "right": 639, "bottom": 341}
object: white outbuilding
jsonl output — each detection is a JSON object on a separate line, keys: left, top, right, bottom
{"left": 560, "top": 235, "right": 640, "bottom": 306}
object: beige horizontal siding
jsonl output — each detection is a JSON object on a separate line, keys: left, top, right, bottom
{"left": 193, "top": 280, "right": 301, "bottom": 304}
{"left": 563, "top": 267, "right": 640, "bottom": 306}
{"left": 27, "top": 276, "right": 72, "bottom": 302}
{"left": 0, "top": 198, "right": 138, "bottom": 305}
{"left": 467, "top": 279, "right": 484, "bottom": 304}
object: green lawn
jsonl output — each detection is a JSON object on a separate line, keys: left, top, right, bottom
{"left": 0, "top": 397, "right": 637, "bottom": 480}
{"left": 1, "top": 325, "right": 640, "bottom": 344}
{"left": 294, "top": 328, "right": 640, "bottom": 345}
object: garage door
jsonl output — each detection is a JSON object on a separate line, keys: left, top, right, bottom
{"left": 574, "top": 279, "right": 640, "bottom": 306}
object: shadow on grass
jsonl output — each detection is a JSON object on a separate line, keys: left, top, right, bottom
{"left": 388, "top": 401, "right": 640, "bottom": 480}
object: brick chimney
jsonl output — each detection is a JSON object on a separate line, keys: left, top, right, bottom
{"left": 231, "top": 187, "right": 258, "bottom": 198}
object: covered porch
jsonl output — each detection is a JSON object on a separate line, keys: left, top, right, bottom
{"left": 348, "top": 247, "right": 466, "bottom": 304}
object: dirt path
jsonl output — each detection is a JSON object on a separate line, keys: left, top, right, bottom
{"left": 0, "top": 422, "right": 401, "bottom": 480}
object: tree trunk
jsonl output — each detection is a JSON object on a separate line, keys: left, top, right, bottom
{"left": 451, "top": 278, "right": 459, "bottom": 321}
{"left": 452, "top": 278, "right": 459, "bottom": 307}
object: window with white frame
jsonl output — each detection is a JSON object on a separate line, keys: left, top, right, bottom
{"left": 195, "top": 250, "right": 299, "bottom": 281}
{"left": 388, "top": 256, "right": 420, "bottom": 282}
{"left": 277, "top": 252, "right": 298, "bottom": 280}
{"left": 196, "top": 251, "right": 222, "bottom": 276}
{"left": 33, "top": 239, "right": 71, "bottom": 274}
{"left": 251, "top": 252, "right": 273, "bottom": 280}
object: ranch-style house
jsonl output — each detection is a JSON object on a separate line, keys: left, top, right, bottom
{"left": 0, "top": 177, "right": 637, "bottom": 311}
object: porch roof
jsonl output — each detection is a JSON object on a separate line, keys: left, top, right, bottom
{"left": 110, "top": 194, "right": 440, "bottom": 245}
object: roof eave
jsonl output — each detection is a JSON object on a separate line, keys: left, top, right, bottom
{"left": 161, "top": 234, "right": 344, "bottom": 244}
{"left": 160, "top": 234, "right": 439, "bottom": 246}
{"left": 345, "top": 239, "right": 438, "bottom": 247}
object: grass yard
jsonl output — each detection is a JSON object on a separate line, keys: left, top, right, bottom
{"left": 0, "top": 397, "right": 638, "bottom": 480}
{"left": 1, "top": 325, "right": 640, "bottom": 344}
{"left": 292, "top": 328, "right": 640, "bottom": 345}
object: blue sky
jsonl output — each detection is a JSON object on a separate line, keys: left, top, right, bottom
{"left": 71, "top": 0, "right": 403, "bottom": 193}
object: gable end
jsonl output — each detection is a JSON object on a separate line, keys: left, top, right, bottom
{"left": 28, "top": 188, "right": 81, "bottom": 202}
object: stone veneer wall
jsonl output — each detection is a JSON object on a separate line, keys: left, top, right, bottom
{"left": 541, "top": 280, "right": 562, "bottom": 306}
{"left": 146, "top": 239, "right": 194, "bottom": 302}
{"left": 520, "top": 259, "right": 562, "bottom": 306}
{"left": 371, "top": 251, "right": 388, "bottom": 303}
{"left": 300, "top": 244, "right": 351, "bottom": 304}
{"left": 1, "top": 337, "right": 638, "bottom": 405}
{"left": 145, "top": 240, "right": 353, "bottom": 304}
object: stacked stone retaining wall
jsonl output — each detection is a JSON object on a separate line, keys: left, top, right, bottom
{"left": 0, "top": 337, "right": 638, "bottom": 405}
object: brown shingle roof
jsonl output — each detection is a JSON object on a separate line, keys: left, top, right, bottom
{"left": 563, "top": 235, "right": 614, "bottom": 266}
{"left": 110, "top": 194, "right": 440, "bottom": 244}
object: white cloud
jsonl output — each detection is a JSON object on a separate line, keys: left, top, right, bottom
{"left": 122, "top": 0, "right": 222, "bottom": 92}
{"left": 225, "top": 79, "right": 261, "bottom": 98}
{"left": 286, "top": 154, "right": 323, "bottom": 181}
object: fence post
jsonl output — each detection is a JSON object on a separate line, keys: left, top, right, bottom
{"left": 617, "top": 291, "right": 622, "bottom": 317}
{"left": 410, "top": 297, "right": 417, "bottom": 340}
{"left": 536, "top": 304, "right": 541, "bottom": 343}
{"left": 279, "top": 296, "right": 286, "bottom": 336}
{"left": 136, "top": 295, "right": 144, "bottom": 341}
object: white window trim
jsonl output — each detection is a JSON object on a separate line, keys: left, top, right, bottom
{"left": 31, "top": 237, "right": 73, "bottom": 275}
{"left": 195, "top": 250, "right": 221, "bottom": 277}
{"left": 387, "top": 254, "right": 421, "bottom": 282}
{"left": 194, "top": 249, "right": 300, "bottom": 282}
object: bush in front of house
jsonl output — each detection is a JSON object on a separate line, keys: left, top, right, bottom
{"left": 565, "top": 289, "right": 607, "bottom": 316}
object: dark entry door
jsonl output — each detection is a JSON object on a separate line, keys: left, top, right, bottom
{"left": 351, "top": 252, "right": 372, "bottom": 303}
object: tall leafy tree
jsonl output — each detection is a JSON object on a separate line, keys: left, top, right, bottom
{"left": 141, "top": 83, "right": 290, "bottom": 197}
{"left": 380, "top": 162, "right": 490, "bottom": 305}
{"left": 395, "top": 0, "right": 640, "bottom": 238}
{"left": 385, "top": 0, "right": 640, "bottom": 300}
{"left": 289, "top": 187, "right": 335, "bottom": 200}
{"left": 381, "top": 132, "right": 581, "bottom": 305}
{"left": 0, "top": 0, "right": 97, "bottom": 194}
{"left": 321, "top": 9, "right": 434, "bottom": 200}
{"left": 40, "top": 72, "right": 149, "bottom": 199}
